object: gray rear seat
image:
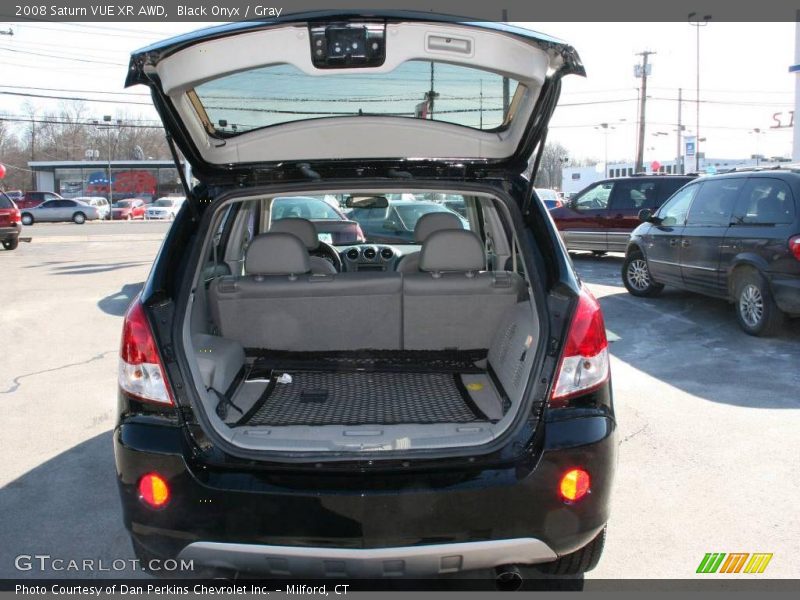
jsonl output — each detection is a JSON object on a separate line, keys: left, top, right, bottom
{"left": 270, "top": 217, "right": 337, "bottom": 275}
{"left": 209, "top": 233, "right": 402, "bottom": 350}
{"left": 403, "top": 230, "right": 522, "bottom": 350}
{"left": 395, "top": 212, "right": 464, "bottom": 273}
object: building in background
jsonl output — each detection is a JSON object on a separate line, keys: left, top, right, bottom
{"left": 562, "top": 156, "right": 792, "bottom": 196}
{"left": 27, "top": 160, "right": 185, "bottom": 202}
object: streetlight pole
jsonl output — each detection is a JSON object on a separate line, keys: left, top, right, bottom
{"left": 689, "top": 13, "right": 711, "bottom": 173}
{"left": 94, "top": 115, "right": 121, "bottom": 217}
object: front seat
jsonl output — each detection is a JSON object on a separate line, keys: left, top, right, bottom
{"left": 270, "top": 217, "right": 337, "bottom": 274}
{"left": 396, "top": 212, "right": 464, "bottom": 273}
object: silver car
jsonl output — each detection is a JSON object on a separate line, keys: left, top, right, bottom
{"left": 20, "top": 198, "right": 101, "bottom": 225}
{"left": 74, "top": 196, "right": 111, "bottom": 220}
{"left": 145, "top": 197, "right": 186, "bottom": 220}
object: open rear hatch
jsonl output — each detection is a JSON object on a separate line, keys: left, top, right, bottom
{"left": 126, "top": 12, "right": 584, "bottom": 183}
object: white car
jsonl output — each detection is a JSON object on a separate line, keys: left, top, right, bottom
{"left": 74, "top": 196, "right": 110, "bottom": 219}
{"left": 145, "top": 197, "right": 186, "bottom": 220}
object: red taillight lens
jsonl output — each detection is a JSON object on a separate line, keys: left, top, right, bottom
{"left": 790, "top": 236, "right": 800, "bottom": 262}
{"left": 559, "top": 468, "right": 591, "bottom": 502}
{"left": 551, "top": 286, "right": 610, "bottom": 404}
{"left": 119, "top": 300, "right": 173, "bottom": 405}
{"left": 138, "top": 473, "right": 170, "bottom": 508}
{"left": 11, "top": 209, "right": 20, "bottom": 224}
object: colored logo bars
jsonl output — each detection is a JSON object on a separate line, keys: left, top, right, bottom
{"left": 696, "top": 553, "right": 773, "bottom": 574}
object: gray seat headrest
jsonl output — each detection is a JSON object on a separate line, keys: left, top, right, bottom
{"left": 245, "top": 233, "right": 311, "bottom": 276}
{"left": 414, "top": 212, "right": 464, "bottom": 243}
{"left": 419, "top": 229, "right": 485, "bottom": 273}
{"left": 270, "top": 217, "right": 319, "bottom": 250}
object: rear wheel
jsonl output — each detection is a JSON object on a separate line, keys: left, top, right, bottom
{"left": 537, "top": 527, "right": 606, "bottom": 576}
{"left": 21, "top": 213, "right": 33, "bottom": 226}
{"left": 734, "top": 270, "right": 784, "bottom": 337}
{"left": 73, "top": 212, "right": 86, "bottom": 224}
{"left": 3, "top": 238, "right": 18, "bottom": 250}
{"left": 623, "top": 252, "right": 664, "bottom": 297}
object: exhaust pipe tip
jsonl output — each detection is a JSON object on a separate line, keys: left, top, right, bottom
{"left": 495, "top": 564, "right": 524, "bottom": 591}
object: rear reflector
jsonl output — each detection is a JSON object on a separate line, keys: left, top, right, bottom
{"left": 138, "top": 473, "right": 170, "bottom": 508}
{"left": 790, "top": 235, "right": 800, "bottom": 262}
{"left": 119, "top": 300, "right": 173, "bottom": 405}
{"left": 551, "top": 286, "right": 610, "bottom": 404}
{"left": 559, "top": 468, "right": 590, "bottom": 502}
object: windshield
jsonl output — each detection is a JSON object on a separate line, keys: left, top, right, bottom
{"left": 153, "top": 199, "right": 174, "bottom": 207}
{"left": 193, "top": 61, "right": 518, "bottom": 136}
{"left": 271, "top": 197, "right": 342, "bottom": 221}
{"left": 0, "top": 192, "right": 14, "bottom": 209}
{"left": 346, "top": 193, "right": 471, "bottom": 244}
{"left": 536, "top": 189, "right": 558, "bottom": 201}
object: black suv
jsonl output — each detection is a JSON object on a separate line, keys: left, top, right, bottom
{"left": 114, "top": 14, "right": 616, "bottom": 583}
{"left": 623, "top": 170, "right": 800, "bottom": 336}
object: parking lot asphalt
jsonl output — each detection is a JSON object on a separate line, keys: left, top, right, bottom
{"left": 1, "top": 222, "right": 798, "bottom": 582}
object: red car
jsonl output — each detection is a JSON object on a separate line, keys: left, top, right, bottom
{"left": 111, "top": 198, "right": 147, "bottom": 220}
{"left": 0, "top": 192, "right": 22, "bottom": 250}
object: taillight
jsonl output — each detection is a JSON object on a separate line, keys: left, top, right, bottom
{"left": 138, "top": 473, "right": 170, "bottom": 508}
{"left": 119, "top": 300, "right": 173, "bottom": 405}
{"left": 11, "top": 209, "right": 20, "bottom": 224}
{"left": 551, "top": 286, "right": 610, "bottom": 405}
{"left": 559, "top": 468, "right": 591, "bottom": 502}
{"left": 790, "top": 235, "right": 800, "bottom": 261}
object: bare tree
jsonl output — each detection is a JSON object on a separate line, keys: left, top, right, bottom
{"left": 534, "top": 142, "right": 570, "bottom": 190}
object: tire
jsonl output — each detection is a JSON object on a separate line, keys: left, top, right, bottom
{"left": 622, "top": 252, "right": 664, "bottom": 297}
{"left": 73, "top": 212, "right": 86, "bottom": 224}
{"left": 3, "top": 238, "right": 18, "bottom": 250}
{"left": 733, "top": 269, "right": 785, "bottom": 337}
{"left": 21, "top": 213, "right": 33, "bottom": 226}
{"left": 537, "top": 527, "right": 606, "bottom": 576}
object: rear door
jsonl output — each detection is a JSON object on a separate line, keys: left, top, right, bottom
{"left": 680, "top": 178, "right": 743, "bottom": 297}
{"left": 559, "top": 181, "right": 614, "bottom": 251}
{"left": 124, "top": 14, "right": 584, "bottom": 185}
{"left": 643, "top": 182, "right": 700, "bottom": 285}
{"left": 606, "top": 178, "right": 660, "bottom": 252}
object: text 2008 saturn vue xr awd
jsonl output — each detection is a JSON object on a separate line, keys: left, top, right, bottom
{"left": 114, "top": 13, "right": 616, "bottom": 583}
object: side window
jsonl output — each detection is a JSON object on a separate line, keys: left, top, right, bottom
{"left": 62, "top": 200, "right": 77, "bottom": 208}
{"left": 574, "top": 182, "right": 613, "bottom": 211}
{"left": 733, "top": 178, "right": 796, "bottom": 225}
{"left": 685, "top": 179, "right": 743, "bottom": 227}
{"left": 608, "top": 180, "right": 658, "bottom": 211}
{"left": 657, "top": 184, "right": 699, "bottom": 227}
{"left": 657, "top": 179, "right": 690, "bottom": 208}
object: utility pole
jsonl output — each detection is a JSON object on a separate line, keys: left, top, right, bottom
{"left": 689, "top": 13, "right": 711, "bottom": 172}
{"left": 676, "top": 88, "right": 683, "bottom": 174}
{"left": 634, "top": 51, "right": 655, "bottom": 173}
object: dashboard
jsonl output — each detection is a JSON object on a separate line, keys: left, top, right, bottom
{"left": 336, "top": 244, "right": 415, "bottom": 272}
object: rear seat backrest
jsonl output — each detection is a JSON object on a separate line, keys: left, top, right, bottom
{"left": 403, "top": 230, "right": 523, "bottom": 350}
{"left": 209, "top": 232, "right": 402, "bottom": 351}
{"left": 396, "top": 211, "right": 464, "bottom": 273}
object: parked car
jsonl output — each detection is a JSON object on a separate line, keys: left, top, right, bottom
{"left": 111, "top": 199, "right": 147, "bottom": 220}
{"left": 16, "top": 191, "right": 63, "bottom": 210}
{"left": 623, "top": 170, "right": 800, "bottom": 336}
{"left": 349, "top": 198, "right": 469, "bottom": 244}
{"left": 550, "top": 175, "right": 696, "bottom": 253}
{"left": 145, "top": 197, "right": 186, "bottom": 220}
{"left": 535, "top": 188, "right": 565, "bottom": 210}
{"left": 0, "top": 191, "right": 21, "bottom": 250}
{"left": 3, "top": 190, "right": 23, "bottom": 203}
{"left": 115, "top": 14, "right": 615, "bottom": 583}
{"left": 20, "top": 198, "right": 101, "bottom": 225}
{"left": 74, "top": 196, "right": 111, "bottom": 219}
{"left": 271, "top": 196, "right": 365, "bottom": 244}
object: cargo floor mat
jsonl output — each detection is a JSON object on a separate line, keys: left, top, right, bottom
{"left": 237, "top": 371, "right": 488, "bottom": 426}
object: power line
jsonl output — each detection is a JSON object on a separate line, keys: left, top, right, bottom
{"left": 0, "top": 90, "right": 154, "bottom": 106}
{"left": 0, "top": 45, "right": 126, "bottom": 66}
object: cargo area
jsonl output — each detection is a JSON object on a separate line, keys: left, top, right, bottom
{"left": 181, "top": 190, "right": 542, "bottom": 454}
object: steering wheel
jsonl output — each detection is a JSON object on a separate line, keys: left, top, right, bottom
{"left": 312, "top": 241, "right": 343, "bottom": 272}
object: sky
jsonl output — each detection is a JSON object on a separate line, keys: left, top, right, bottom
{"left": 0, "top": 20, "right": 796, "bottom": 165}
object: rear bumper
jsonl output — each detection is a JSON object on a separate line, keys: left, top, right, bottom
{"left": 178, "top": 538, "right": 556, "bottom": 577}
{"left": 771, "top": 276, "right": 800, "bottom": 315}
{"left": 114, "top": 414, "right": 615, "bottom": 576}
{"left": 0, "top": 224, "right": 21, "bottom": 240}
